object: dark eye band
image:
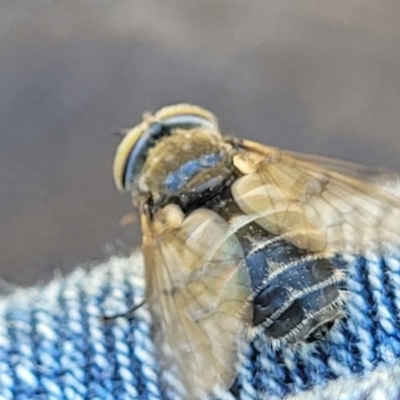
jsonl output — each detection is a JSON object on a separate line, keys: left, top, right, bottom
{"left": 122, "top": 114, "right": 217, "bottom": 190}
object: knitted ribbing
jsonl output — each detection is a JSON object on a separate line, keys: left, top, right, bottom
{"left": 0, "top": 251, "right": 400, "bottom": 399}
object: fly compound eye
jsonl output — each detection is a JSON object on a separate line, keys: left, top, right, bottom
{"left": 113, "top": 104, "right": 219, "bottom": 192}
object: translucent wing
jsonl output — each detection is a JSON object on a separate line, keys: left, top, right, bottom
{"left": 232, "top": 139, "right": 400, "bottom": 256}
{"left": 283, "top": 149, "right": 400, "bottom": 199}
{"left": 141, "top": 203, "right": 252, "bottom": 398}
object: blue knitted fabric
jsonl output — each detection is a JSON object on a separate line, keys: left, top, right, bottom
{"left": 1, "top": 251, "right": 400, "bottom": 399}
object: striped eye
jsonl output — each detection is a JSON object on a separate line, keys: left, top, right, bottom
{"left": 113, "top": 104, "right": 219, "bottom": 192}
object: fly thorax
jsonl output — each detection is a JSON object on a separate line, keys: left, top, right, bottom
{"left": 138, "top": 128, "right": 234, "bottom": 209}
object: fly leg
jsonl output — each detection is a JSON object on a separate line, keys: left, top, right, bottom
{"left": 100, "top": 300, "right": 145, "bottom": 322}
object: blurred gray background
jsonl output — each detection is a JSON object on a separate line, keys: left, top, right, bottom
{"left": 1, "top": 1, "right": 400, "bottom": 286}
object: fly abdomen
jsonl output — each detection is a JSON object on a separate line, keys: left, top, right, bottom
{"left": 263, "top": 282, "right": 342, "bottom": 343}
{"left": 213, "top": 187, "right": 345, "bottom": 344}
{"left": 245, "top": 238, "right": 344, "bottom": 343}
